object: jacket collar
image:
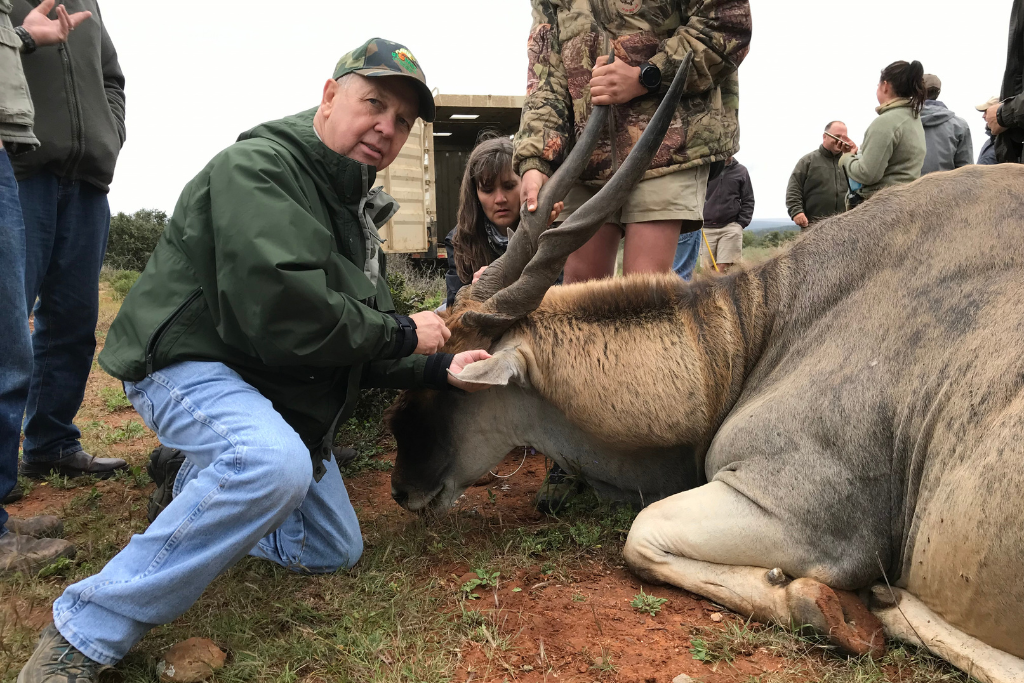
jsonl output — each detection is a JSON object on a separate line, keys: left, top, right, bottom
{"left": 875, "top": 97, "right": 912, "bottom": 115}
{"left": 238, "top": 108, "right": 375, "bottom": 205}
{"left": 817, "top": 144, "right": 839, "bottom": 159}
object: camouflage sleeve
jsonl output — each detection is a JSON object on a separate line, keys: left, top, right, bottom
{"left": 647, "top": 0, "right": 752, "bottom": 96}
{"left": 512, "top": 0, "right": 573, "bottom": 178}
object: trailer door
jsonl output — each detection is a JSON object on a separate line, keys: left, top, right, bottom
{"left": 380, "top": 118, "right": 433, "bottom": 253}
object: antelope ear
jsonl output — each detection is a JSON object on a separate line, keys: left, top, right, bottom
{"left": 451, "top": 346, "right": 528, "bottom": 388}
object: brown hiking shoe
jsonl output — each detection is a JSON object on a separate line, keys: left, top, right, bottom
{"left": 0, "top": 532, "right": 75, "bottom": 575}
{"left": 17, "top": 624, "right": 109, "bottom": 683}
{"left": 5, "top": 516, "right": 63, "bottom": 538}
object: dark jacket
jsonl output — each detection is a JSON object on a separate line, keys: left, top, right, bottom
{"left": 978, "top": 133, "right": 998, "bottom": 165}
{"left": 702, "top": 158, "right": 753, "bottom": 229}
{"left": 785, "top": 145, "right": 847, "bottom": 224}
{"left": 98, "top": 109, "right": 449, "bottom": 473}
{"left": 8, "top": 0, "right": 125, "bottom": 191}
{"left": 919, "top": 101, "right": 973, "bottom": 174}
{"left": 997, "top": 0, "right": 1024, "bottom": 163}
{"left": 443, "top": 223, "right": 507, "bottom": 309}
{"left": 0, "top": 0, "right": 38, "bottom": 152}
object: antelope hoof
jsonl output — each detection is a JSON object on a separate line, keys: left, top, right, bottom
{"left": 766, "top": 567, "right": 788, "bottom": 586}
{"left": 786, "top": 578, "right": 886, "bottom": 658}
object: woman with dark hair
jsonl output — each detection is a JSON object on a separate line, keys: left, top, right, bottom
{"left": 443, "top": 136, "right": 561, "bottom": 308}
{"left": 840, "top": 60, "right": 927, "bottom": 208}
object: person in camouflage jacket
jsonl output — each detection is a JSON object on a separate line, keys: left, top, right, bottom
{"left": 513, "top": 0, "right": 752, "bottom": 184}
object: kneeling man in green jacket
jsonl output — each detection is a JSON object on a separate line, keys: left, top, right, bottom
{"left": 18, "top": 38, "right": 489, "bottom": 682}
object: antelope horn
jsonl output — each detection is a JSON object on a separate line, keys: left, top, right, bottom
{"left": 470, "top": 78, "right": 612, "bottom": 302}
{"left": 464, "top": 52, "right": 694, "bottom": 335}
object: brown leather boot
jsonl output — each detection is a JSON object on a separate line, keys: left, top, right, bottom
{"left": 0, "top": 531, "right": 75, "bottom": 575}
{"left": 5, "top": 515, "right": 63, "bottom": 538}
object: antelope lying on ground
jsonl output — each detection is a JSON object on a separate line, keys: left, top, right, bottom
{"left": 387, "top": 56, "right": 1024, "bottom": 682}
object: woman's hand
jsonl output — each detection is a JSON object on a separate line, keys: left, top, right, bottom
{"left": 472, "top": 266, "right": 487, "bottom": 283}
{"left": 590, "top": 55, "right": 646, "bottom": 105}
{"left": 447, "top": 349, "right": 493, "bottom": 391}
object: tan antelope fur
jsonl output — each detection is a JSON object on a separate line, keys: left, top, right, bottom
{"left": 388, "top": 164, "right": 1024, "bottom": 682}
{"left": 387, "top": 53, "right": 1022, "bottom": 680}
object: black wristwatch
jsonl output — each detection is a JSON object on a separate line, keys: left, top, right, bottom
{"left": 638, "top": 62, "right": 661, "bottom": 93}
{"left": 14, "top": 26, "right": 36, "bottom": 55}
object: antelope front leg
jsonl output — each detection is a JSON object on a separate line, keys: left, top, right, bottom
{"left": 623, "top": 481, "right": 885, "bottom": 657}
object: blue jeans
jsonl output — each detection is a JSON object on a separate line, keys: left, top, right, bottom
{"left": 18, "top": 171, "right": 110, "bottom": 462}
{"left": 0, "top": 150, "right": 33, "bottom": 534}
{"left": 673, "top": 229, "right": 701, "bottom": 281}
{"left": 52, "top": 361, "right": 363, "bottom": 664}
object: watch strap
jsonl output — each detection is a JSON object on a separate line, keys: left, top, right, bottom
{"left": 15, "top": 26, "right": 37, "bottom": 55}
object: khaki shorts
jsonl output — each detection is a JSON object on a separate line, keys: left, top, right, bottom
{"left": 701, "top": 222, "right": 743, "bottom": 266}
{"left": 559, "top": 165, "right": 710, "bottom": 227}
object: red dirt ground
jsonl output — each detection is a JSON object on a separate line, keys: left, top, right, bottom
{"left": 345, "top": 451, "right": 793, "bottom": 683}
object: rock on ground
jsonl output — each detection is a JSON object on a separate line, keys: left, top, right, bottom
{"left": 157, "top": 638, "right": 227, "bottom": 683}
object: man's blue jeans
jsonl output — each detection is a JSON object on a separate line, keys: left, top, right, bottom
{"left": 0, "top": 150, "right": 33, "bottom": 534}
{"left": 674, "top": 229, "right": 701, "bottom": 281}
{"left": 18, "top": 171, "right": 110, "bottom": 462}
{"left": 52, "top": 361, "right": 363, "bottom": 664}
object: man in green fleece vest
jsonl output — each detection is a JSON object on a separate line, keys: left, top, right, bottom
{"left": 17, "top": 38, "right": 490, "bottom": 682}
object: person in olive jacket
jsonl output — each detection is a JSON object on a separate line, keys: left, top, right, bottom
{"left": 9, "top": 0, "right": 129, "bottom": 482}
{"left": 17, "top": 39, "right": 490, "bottom": 682}
{"left": 786, "top": 121, "right": 852, "bottom": 228}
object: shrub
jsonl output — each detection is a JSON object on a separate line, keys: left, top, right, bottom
{"left": 105, "top": 269, "right": 140, "bottom": 301}
{"left": 742, "top": 229, "right": 799, "bottom": 250}
{"left": 105, "top": 209, "right": 167, "bottom": 271}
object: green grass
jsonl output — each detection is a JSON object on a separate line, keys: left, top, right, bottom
{"left": 99, "top": 386, "right": 132, "bottom": 412}
{"left": 102, "top": 268, "right": 141, "bottom": 302}
{"left": 630, "top": 587, "right": 668, "bottom": 616}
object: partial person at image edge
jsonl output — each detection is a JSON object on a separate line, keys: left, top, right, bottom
{"left": 9, "top": 0, "right": 130, "bottom": 482}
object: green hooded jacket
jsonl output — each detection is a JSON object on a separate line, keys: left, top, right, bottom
{"left": 840, "top": 98, "right": 925, "bottom": 200}
{"left": 99, "top": 108, "right": 447, "bottom": 476}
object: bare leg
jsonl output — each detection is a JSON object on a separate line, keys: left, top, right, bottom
{"left": 622, "top": 220, "right": 684, "bottom": 275}
{"left": 564, "top": 222, "right": 621, "bottom": 284}
{"left": 623, "top": 482, "right": 885, "bottom": 657}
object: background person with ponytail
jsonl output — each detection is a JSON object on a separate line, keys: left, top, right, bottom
{"left": 840, "top": 60, "right": 927, "bottom": 209}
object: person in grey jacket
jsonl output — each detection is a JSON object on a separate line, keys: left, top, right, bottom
{"left": 9, "top": 0, "right": 128, "bottom": 483}
{"left": 919, "top": 74, "right": 973, "bottom": 174}
{"left": 0, "top": 0, "right": 90, "bottom": 575}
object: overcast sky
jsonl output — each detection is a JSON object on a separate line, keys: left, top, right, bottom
{"left": 101, "top": 0, "right": 1010, "bottom": 222}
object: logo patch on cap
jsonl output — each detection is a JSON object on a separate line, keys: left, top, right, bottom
{"left": 392, "top": 48, "right": 419, "bottom": 73}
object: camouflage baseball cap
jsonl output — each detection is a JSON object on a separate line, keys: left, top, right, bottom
{"left": 333, "top": 38, "right": 435, "bottom": 123}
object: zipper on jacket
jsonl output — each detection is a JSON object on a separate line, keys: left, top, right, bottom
{"left": 144, "top": 287, "right": 203, "bottom": 376}
{"left": 57, "top": 41, "right": 85, "bottom": 179}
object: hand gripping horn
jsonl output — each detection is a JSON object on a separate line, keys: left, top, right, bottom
{"left": 463, "top": 52, "right": 695, "bottom": 336}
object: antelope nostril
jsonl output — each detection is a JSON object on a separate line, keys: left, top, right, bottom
{"left": 391, "top": 487, "right": 409, "bottom": 506}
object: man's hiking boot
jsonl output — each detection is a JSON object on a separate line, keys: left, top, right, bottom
{"left": 3, "top": 481, "right": 24, "bottom": 505}
{"left": 147, "top": 446, "right": 186, "bottom": 523}
{"left": 20, "top": 451, "right": 127, "bottom": 481}
{"left": 0, "top": 531, "right": 75, "bottom": 576}
{"left": 4, "top": 515, "right": 63, "bottom": 538}
{"left": 534, "top": 463, "right": 582, "bottom": 515}
{"left": 333, "top": 446, "right": 357, "bottom": 468}
{"left": 17, "top": 624, "right": 109, "bottom": 683}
